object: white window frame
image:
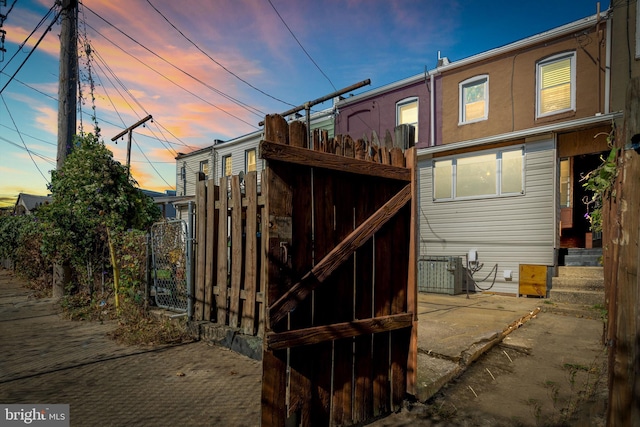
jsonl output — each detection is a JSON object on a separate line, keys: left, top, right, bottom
{"left": 199, "top": 159, "right": 209, "bottom": 178}
{"left": 459, "top": 75, "right": 489, "bottom": 125}
{"left": 222, "top": 155, "right": 232, "bottom": 177}
{"left": 245, "top": 148, "right": 257, "bottom": 173}
{"left": 396, "top": 97, "right": 418, "bottom": 143}
{"left": 536, "top": 52, "right": 576, "bottom": 118}
{"left": 432, "top": 146, "right": 525, "bottom": 201}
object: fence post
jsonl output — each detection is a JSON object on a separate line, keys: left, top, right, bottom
{"left": 187, "top": 201, "right": 195, "bottom": 320}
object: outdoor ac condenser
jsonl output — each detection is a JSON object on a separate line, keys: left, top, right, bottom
{"left": 418, "top": 256, "right": 464, "bottom": 295}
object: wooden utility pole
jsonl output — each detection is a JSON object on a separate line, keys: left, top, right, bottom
{"left": 606, "top": 76, "right": 640, "bottom": 426}
{"left": 53, "top": 0, "right": 77, "bottom": 299}
{"left": 56, "top": 0, "right": 78, "bottom": 170}
{"left": 111, "top": 114, "right": 153, "bottom": 176}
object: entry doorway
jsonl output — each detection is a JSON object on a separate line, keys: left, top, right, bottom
{"left": 559, "top": 153, "right": 604, "bottom": 250}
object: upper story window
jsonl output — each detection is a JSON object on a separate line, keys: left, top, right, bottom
{"left": 536, "top": 52, "right": 575, "bottom": 118}
{"left": 222, "top": 155, "right": 232, "bottom": 177}
{"left": 433, "top": 147, "right": 524, "bottom": 201}
{"left": 396, "top": 97, "right": 418, "bottom": 143}
{"left": 459, "top": 75, "right": 488, "bottom": 124}
{"left": 199, "top": 160, "right": 209, "bottom": 178}
{"left": 246, "top": 149, "right": 256, "bottom": 172}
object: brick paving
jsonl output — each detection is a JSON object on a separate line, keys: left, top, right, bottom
{"left": 0, "top": 270, "right": 262, "bottom": 426}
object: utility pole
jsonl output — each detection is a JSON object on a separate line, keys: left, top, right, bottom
{"left": 111, "top": 114, "right": 153, "bottom": 176}
{"left": 53, "top": 0, "right": 77, "bottom": 300}
{"left": 56, "top": 0, "right": 78, "bottom": 170}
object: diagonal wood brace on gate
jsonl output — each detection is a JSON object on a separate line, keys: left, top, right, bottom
{"left": 268, "top": 183, "right": 412, "bottom": 328}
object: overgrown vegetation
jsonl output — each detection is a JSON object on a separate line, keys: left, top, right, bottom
{"left": 582, "top": 125, "right": 618, "bottom": 233}
{"left": 0, "top": 134, "right": 190, "bottom": 346}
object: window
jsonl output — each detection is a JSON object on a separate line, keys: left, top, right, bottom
{"left": 560, "top": 158, "right": 571, "bottom": 208}
{"left": 245, "top": 149, "right": 256, "bottom": 172}
{"left": 222, "top": 155, "right": 232, "bottom": 176}
{"left": 396, "top": 98, "right": 418, "bottom": 143}
{"left": 433, "top": 147, "right": 524, "bottom": 200}
{"left": 537, "top": 52, "right": 575, "bottom": 117}
{"left": 181, "top": 162, "right": 186, "bottom": 195}
{"left": 459, "top": 75, "right": 488, "bottom": 124}
{"left": 199, "top": 160, "right": 209, "bottom": 178}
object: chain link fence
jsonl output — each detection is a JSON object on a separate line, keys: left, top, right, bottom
{"left": 150, "top": 220, "right": 190, "bottom": 312}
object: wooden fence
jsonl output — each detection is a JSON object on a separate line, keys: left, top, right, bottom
{"left": 260, "top": 114, "right": 418, "bottom": 426}
{"left": 193, "top": 170, "right": 266, "bottom": 336}
{"left": 192, "top": 114, "right": 418, "bottom": 426}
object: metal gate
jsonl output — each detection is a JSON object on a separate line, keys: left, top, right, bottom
{"left": 150, "top": 219, "right": 191, "bottom": 312}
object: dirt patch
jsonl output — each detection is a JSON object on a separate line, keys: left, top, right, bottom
{"left": 369, "top": 311, "right": 608, "bottom": 426}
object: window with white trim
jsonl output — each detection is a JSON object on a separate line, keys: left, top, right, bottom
{"left": 199, "top": 160, "right": 209, "bottom": 178}
{"left": 536, "top": 52, "right": 575, "bottom": 117}
{"left": 245, "top": 149, "right": 256, "bottom": 172}
{"left": 222, "top": 155, "right": 232, "bottom": 176}
{"left": 433, "top": 147, "right": 524, "bottom": 201}
{"left": 396, "top": 97, "right": 418, "bottom": 143}
{"left": 459, "top": 75, "right": 488, "bottom": 124}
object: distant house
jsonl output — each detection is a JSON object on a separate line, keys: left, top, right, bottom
{"left": 13, "top": 193, "right": 52, "bottom": 215}
{"left": 336, "top": 11, "right": 616, "bottom": 295}
{"left": 174, "top": 107, "right": 335, "bottom": 220}
{"left": 140, "top": 189, "right": 180, "bottom": 219}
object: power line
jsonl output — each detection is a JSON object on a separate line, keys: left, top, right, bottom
{"left": 1, "top": 94, "right": 53, "bottom": 183}
{"left": 81, "top": 20, "right": 258, "bottom": 129}
{"left": 145, "top": 0, "right": 296, "bottom": 109}
{"left": 0, "top": 123, "right": 56, "bottom": 146}
{"left": 0, "top": 135, "right": 56, "bottom": 165}
{"left": 0, "top": 5, "right": 61, "bottom": 95}
{"left": 0, "top": 2, "right": 55, "bottom": 74}
{"left": 132, "top": 138, "right": 174, "bottom": 189}
{"left": 267, "top": 0, "right": 337, "bottom": 92}
{"left": 83, "top": 5, "right": 265, "bottom": 123}
{"left": 0, "top": 72, "right": 57, "bottom": 100}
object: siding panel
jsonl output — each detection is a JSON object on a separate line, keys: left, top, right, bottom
{"left": 418, "top": 138, "right": 555, "bottom": 294}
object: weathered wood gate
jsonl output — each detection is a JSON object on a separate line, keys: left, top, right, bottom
{"left": 260, "top": 115, "right": 417, "bottom": 426}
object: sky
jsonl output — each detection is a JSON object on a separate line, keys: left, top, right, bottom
{"left": 0, "top": 0, "right": 609, "bottom": 208}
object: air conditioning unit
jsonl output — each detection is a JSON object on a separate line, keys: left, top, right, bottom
{"left": 418, "top": 256, "right": 464, "bottom": 295}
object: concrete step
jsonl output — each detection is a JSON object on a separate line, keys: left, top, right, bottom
{"left": 567, "top": 248, "right": 603, "bottom": 256}
{"left": 564, "top": 248, "right": 603, "bottom": 267}
{"left": 565, "top": 256, "right": 602, "bottom": 266}
{"left": 541, "top": 300, "right": 606, "bottom": 320}
{"left": 556, "top": 266, "right": 604, "bottom": 279}
{"left": 552, "top": 276, "right": 605, "bottom": 291}
{"left": 548, "top": 288, "right": 604, "bottom": 306}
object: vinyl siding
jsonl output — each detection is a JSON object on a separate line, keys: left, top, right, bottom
{"left": 418, "top": 137, "right": 555, "bottom": 294}
{"left": 214, "top": 133, "right": 263, "bottom": 182}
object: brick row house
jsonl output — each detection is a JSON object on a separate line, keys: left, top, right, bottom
{"left": 335, "top": 11, "right": 618, "bottom": 295}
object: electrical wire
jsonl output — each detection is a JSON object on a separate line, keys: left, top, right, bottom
{"left": 0, "top": 135, "right": 56, "bottom": 165}
{"left": 83, "top": 5, "right": 265, "bottom": 122}
{"left": 82, "top": 20, "right": 258, "bottom": 129}
{"left": 0, "top": 2, "right": 55, "bottom": 74}
{"left": 267, "top": 0, "right": 337, "bottom": 92}
{"left": 145, "top": 0, "right": 296, "bottom": 109}
{"left": 1, "top": 94, "right": 53, "bottom": 184}
{"left": 0, "top": 6, "right": 61, "bottom": 95}
{"left": 132, "top": 138, "right": 174, "bottom": 189}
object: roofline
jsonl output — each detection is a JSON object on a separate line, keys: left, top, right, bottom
{"left": 336, "top": 11, "right": 607, "bottom": 107}
{"left": 417, "top": 112, "right": 622, "bottom": 158}
{"left": 176, "top": 107, "right": 336, "bottom": 159}
{"left": 435, "top": 12, "right": 607, "bottom": 73}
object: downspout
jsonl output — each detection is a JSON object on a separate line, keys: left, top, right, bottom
{"left": 430, "top": 71, "right": 435, "bottom": 147}
{"left": 211, "top": 146, "right": 218, "bottom": 185}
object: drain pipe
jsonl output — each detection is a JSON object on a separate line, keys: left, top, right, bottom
{"left": 186, "top": 201, "right": 195, "bottom": 319}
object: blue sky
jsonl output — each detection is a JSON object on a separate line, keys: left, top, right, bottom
{"left": 0, "top": 0, "right": 608, "bottom": 207}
